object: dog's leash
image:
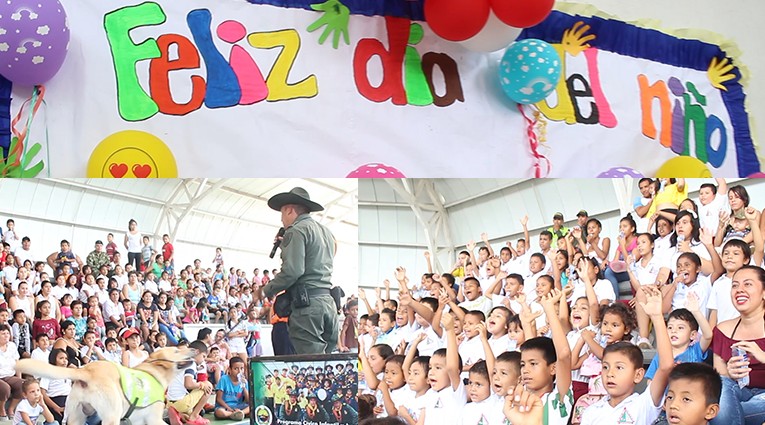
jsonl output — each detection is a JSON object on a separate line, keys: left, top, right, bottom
{"left": 120, "top": 400, "right": 138, "bottom": 425}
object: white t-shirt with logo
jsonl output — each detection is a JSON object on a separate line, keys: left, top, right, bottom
{"left": 424, "top": 382, "right": 468, "bottom": 425}
{"left": 400, "top": 390, "right": 436, "bottom": 424}
{"left": 459, "top": 296, "right": 493, "bottom": 318}
{"left": 541, "top": 386, "right": 574, "bottom": 425}
{"left": 580, "top": 384, "right": 661, "bottom": 425}
{"left": 461, "top": 394, "right": 505, "bottom": 425}
{"left": 459, "top": 335, "right": 486, "bottom": 373}
{"left": 671, "top": 275, "right": 712, "bottom": 318}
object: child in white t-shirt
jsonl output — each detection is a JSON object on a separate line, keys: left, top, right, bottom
{"left": 378, "top": 355, "right": 414, "bottom": 417}
{"left": 461, "top": 360, "right": 504, "bottom": 425}
{"left": 668, "top": 252, "right": 715, "bottom": 319}
{"left": 457, "top": 311, "right": 487, "bottom": 372}
{"left": 580, "top": 286, "right": 673, "bottom": 425}
{"left": 13, "top": 378, "right": 56, "bottom": 425}
{"left": 397, "top": 348, "right": 434, "bottom": 425}
{"left": 518, "top": 289, "right": 574, "bottom": 425}
{"left": 457, "top": 278, "right": 493, "bottom": 318}
{"left": 423, "top": 313, "right": 466, "bottom": 425}
{"left": 30, "top": 334, "right": 50, "bottom": 364}
{"left": 708, "top": 238, "right": 756, "bottom": 328}
{"left": 102, "top": 337, "right": 122, "bottom": 364}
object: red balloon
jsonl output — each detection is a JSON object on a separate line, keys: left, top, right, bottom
{"left": 491, "top": 0, "right": 555, "bottom": 28}
{"left": 425, "top": 0, "right": 491, "bottom": 42}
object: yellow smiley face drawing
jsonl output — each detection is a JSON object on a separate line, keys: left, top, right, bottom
{"left": 87, "top": 130, "right": 178, "bottom": 178}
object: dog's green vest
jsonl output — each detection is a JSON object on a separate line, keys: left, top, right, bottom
{"left": 116, "top": 363, "right": 165, "bottom": 408}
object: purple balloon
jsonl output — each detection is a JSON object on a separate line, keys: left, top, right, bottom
{"left": 597, "top": 167, "right": 645, "bottom": 178}
{"left": 0, "top": 0, "right": 69, "bottom": 86}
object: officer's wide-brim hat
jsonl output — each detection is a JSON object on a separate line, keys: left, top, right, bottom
{"left": 268, "top": 187, "right": 324, "bottom": 212}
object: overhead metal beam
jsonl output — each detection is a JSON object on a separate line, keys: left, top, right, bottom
{"left": 44, "top": 179, "right": 166, "bottom": 206}
{"left": 358, "top": 240, "right": 448, "bottom": 249}
{"left": 443, "top": 180, "right": 529, "bottom": 209}
{"left": 170, "top": 179, "right": 228, "bottom": 241}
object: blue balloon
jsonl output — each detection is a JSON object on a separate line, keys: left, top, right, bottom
{"left": 498, "top": 39, "right": 562, "bottom": 104}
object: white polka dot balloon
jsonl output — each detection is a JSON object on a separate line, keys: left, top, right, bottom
{"left": 596, "top": 167, "right": 645, "bottom": 178}
{"left": 498, "top": 38, "right": 562, "bottom": 104}
{"left": 0, "top": 0, "right": 69, "bottom": 86}
{"left": 346, "top": 163, "right": 406, "bottom": 178}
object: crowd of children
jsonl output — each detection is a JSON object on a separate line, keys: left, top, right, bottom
{"left": 0, "top": 218, "right": 354, "bottom": 425}
{"left": 359, "top": 179, "right": 765, "bottom": 425}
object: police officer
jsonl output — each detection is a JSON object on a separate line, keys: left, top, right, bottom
{"left": 264, "top": 187, "right": 338, "bottom": 354}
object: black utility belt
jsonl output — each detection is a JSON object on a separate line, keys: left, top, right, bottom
{"left": 306, "top": 288, "right": 331, "bottom": 296}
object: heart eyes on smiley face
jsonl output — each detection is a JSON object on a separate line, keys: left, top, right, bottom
{"left": 88, "top": 131, "right": 178, "bottom": 179}
{"left": 108, "top": 163, "right": 153, "bottom": 178}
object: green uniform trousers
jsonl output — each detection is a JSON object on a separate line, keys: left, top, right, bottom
{"left": 287, "top": 295, "right": 339, "bottom": 354}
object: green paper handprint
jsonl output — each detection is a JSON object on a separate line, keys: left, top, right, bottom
{"left": 1, "top": 136, "right": 45, "bottom": 178}
{"left": 306, "top": 0, "right": 350, "bottom": 49}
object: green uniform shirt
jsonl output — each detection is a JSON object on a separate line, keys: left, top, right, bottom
{"left": 86, "top": 250, "right": 109, "bottom": 270}
{"left": 264, "top": 214, "right": 335, "bottom": 298}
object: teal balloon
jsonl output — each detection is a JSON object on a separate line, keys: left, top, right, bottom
{"left": 498, "top": 39, "right": 562, "bottom": 104}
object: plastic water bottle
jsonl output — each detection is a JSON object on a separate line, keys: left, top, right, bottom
{"left": 677, "top": 234, "right": 685, "bottom": 243}
{"left": 732, "top": 347, "right": 750, "bottom": 388}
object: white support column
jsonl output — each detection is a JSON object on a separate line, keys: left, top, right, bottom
{"left": 611, "top": 178, "right": 632, "bottom": 217}
{"left": 386, "top": 179, "right": 441, "bottom": 272}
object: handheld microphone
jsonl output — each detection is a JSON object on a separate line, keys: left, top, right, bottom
{"left": 270, "top": 227, "right": 286, "bottom": 259}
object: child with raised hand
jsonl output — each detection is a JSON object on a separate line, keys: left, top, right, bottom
{"left": 515, "top": 288, "right": 573, "bottom": 424}
{"left": 488, "top": 273, "right": 524, "bottom": 313}
{"left": 461, "top": 321, "right": 504, "bottom": 425}
{"left": 569, "top": 257, "right": 615, "bottom": 308}
{"left": 624, "top": 233, "right": 671, "bottom": 349}
{"left": 580, "top": 286, "right": 673, "bottom": 425}
{"left": 14, "top": 378, "right": 56, "bottom": 425}
{"left": 565, "top": 260, "right": 601, "bottom": 404}
{"left": 399, "top": 290, "right": 441, "bottom": 357}
{"left": 421, "top": 312, "right": 466, "bottom": 425}
{"left": 646, "top": 291, "right": 712, "bottom": 385}
{"left": 456, "top": 310, "right": 486, "bottom": 373}
{"left": 396, "top": 335, "right": 432, "bottom": 425}
{"left": 377, "top": 355, "right": 412, "bottom": 417}
{"left": 486, "top": 305, "right": 515, "bottom": 355}
{"left": 359, "top": 341, "right": 394, "bottom": 392}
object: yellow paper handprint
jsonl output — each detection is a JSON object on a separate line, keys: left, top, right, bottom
{"left": 561, "top": 21, "right": 596, "bottom": 57}
{"left": 708, "top": 56, "right": 736, "bottom": 91}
